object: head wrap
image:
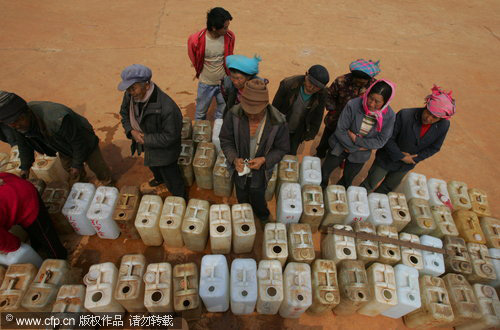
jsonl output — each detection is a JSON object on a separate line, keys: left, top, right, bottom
{"left": 362, "top": 79, "right": 396, "bottom": 132}
{"left": 349, "top": 59, "right": 381, "bottom": 78}
{"left": 240, "top": 79, "right": 269, "bottom": 114}
{"left": 425, "top": 85, "right": 456, "bottom": 120}
{"left": 226, "top": 55, "right": 261, "bottom": 76}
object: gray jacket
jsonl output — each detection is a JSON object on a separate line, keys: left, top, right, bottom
{"left": 329, "top": 97, "right": 396, "bottom": 163}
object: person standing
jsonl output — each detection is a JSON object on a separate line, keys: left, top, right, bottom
{"left": 118, "top": 64, "right": 187, "bottom": 199}
{"left": 361, "top": 86, "right": 454, "bottom": 193}
{"left": 316, "top": 59, "right": 380, "bottom": 158}
{"left": 219, "top": 79, "right": 289, "bottom": 222}
{"left": 188, "top": 7, "right": 234, "bottom": 120}
{"left": 272, "top": 65, "right": 330, "bottom": 155}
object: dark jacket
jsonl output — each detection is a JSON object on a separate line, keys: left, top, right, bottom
{"left": 272, "top": 75, "right": 326, "bottom": 141}
{"left": 375, "top": 107, "right": 450, "bottom": 171}
{"left": 120, "top": 84, "right": 183, "bottom": 167}
{"left": 16, "top": 101, "right": 99, "bottom": 170}
{"left": 0, "top": 124, "right": 17, "bottom": 146}
{"left": 219, "top": 103, "right": 289, "bottom": 189}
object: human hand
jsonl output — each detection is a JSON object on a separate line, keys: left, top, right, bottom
{"left": 348, "top": 130, "right": 357, "bottom": 142}
{"left": 0, "top": 178, "right": 4, "bottom": 186}
{"left": 131, "top": 130, "right": 145, "bottom": 144}
{"left": 358, "top": 147, "right": 369, "bottom": 151}
{"left": 234, "top": 158, "right": 245, "bottom": 173}
{"left": 248, "top": 157, "right": 266, "bottom": 170}
{"left": 401, "top": 153, "right": 418, "bottom": 164}
{"left": 69, "top": 167, "right": 82, "bottom": 180}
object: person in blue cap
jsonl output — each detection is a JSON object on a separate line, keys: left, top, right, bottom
{"left": 118, "top": 64, "right": 187, "bottom": 199}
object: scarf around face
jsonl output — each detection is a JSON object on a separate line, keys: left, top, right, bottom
{"left": 129, "top": 82, "right": 155, "bottom": 134}
{"left": 362, "top": 79, "right": 396, "bottom": 132}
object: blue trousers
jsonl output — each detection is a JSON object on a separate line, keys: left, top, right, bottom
{"left": 195, "top": 82, "right": 226, "bottom": 120}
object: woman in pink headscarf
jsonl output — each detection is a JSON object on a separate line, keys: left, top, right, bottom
{"left": 361, "top": 85, "right": 455, "bottom": 193}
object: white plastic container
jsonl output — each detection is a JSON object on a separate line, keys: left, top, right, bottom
{"left": 231, "top": 203, "right": 256, "bottom": 254}
{"left": 265, "top": 164, "right": 278, "bottom": 201}
{"left": 209, "top": 204, "right": 232, "bottom": 254}
{"left": 277, "top": 182, "right": 303, "bottom": 224}
{"left": 420, "top": 235, "right": 445, "bottom": 276}
{"left": 321, "top": 185, "right": 349, "bottom": 228}
{"left": 256, "top": 260, "right": 283, "bottom": 315}
{"left": 381, "top": 264, "right": 421, "bottom": 319}
{"left": 230, "top": 258, "right": 257, "bottom": 315}
{"left": 199, "top": 254, "right": 230, "bottom": 312}
{"left": 0, "top": 263, "right": 38, "bottom": 311}
{"left": 192, "top": 120, "right": 212, "bottom": 143}
{"left": 427, "top": 178, "right": 452, "bottom": 207}
{"left": 181, "top": 199, "right": 210, "bottom": 252}
{"left": 31, "top": 155, "right": 69, "bottom": 183}
{"left": 399, "top": 233, "right": 423, "bottom": 271}
{"left": 86, "top": 186, "right": 120, "bottom": 239}
{"left": 397, "top": 172, "right": 429, "bottom": 201}
{"left": 62, "top": 183, "right": 97, "bottom": 235}
{"left": 447, "top": 180, "right": 472, "bottom": 211}
{"left": 134, "top": 195, "right": 163, "bottom": 246}
{"left": 10, "top": 146, "right": 20, "bottom": 162}
{"left": 279, "top": 262, "right": 312, "bottom": 318}
{"left": 300, "top": 185, "right": 324, "bottom": 233}
{"left": 344, "top": 186, "right": 369, "bottom": 224}
{"left": 299, "top": 156, "right": 321, "bottom": 187}
{"left": 181, "top": 117, "right": 192, "bottom": 139}
{"left": 0, "top": 243, "right": 43, "bottom": 268}
{"left": 83, "top": 262, "right": 124, "bottom": 313}
{"left": 52, "top": 285, "right": 87, "bottom": 313}
{"left": 114, "top": 254, "right": 147, "bottom": 312}
{"left": 262, "top": 223, "right": 288, "bottom": 266}
{"left": 387, "top": 192, "right": 411, "bottom": 231}
{"left": 159, "top": 196, "right": 186, "bottom": 248}
{"left": 143, "top": 262, "right": 173, "bottom": 312}
{"left": 358, "top": 263, "right": 398, "bottom": 316}
{"left": 287, "top": 223, "right": 315, "bottom": 264}
{"left": 212, "top": 118, "right": 223, "bottom": 154}
{"left": 367, "top": 193, "right": 393, "bottom": 226}
{"left": 0, "top": 152, "right": 9, "bottom": 167}
{"left": 455, "top": 284, "right": 500, "bottom": 330}
{"left": 277, "top": 155, "right": 299, "bottom": 192}
{"left": 309, "top": 259, "right": 340, "bottom": 314}
{"left": 212, "top": 151, "right": 233, "bottom": 197}
{"left": 321, "top": 225, "right": 356, "bottom": 263}
{"left": 489, "top": 248, "right": 500, "bottom": 288}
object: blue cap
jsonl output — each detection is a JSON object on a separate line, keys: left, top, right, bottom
{"left": 118, "top": 64, "right": 152, "bottom": 91}
{"left": 226, "top": 55, "right": 261, "bottom": 76}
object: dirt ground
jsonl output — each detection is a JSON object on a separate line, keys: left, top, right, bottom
{"left": 1, "top": 0, "right": 499, "bottom": 329}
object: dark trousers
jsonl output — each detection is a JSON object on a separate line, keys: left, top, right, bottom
{"left": 315, "top": 126, "right": 335, "bottom": 158}
{"left": 24, "top": 195, "right": 68, "bottom": 259}
{"left": 360, "top": 162, "right": 409, "bottom": 194}
{"left": 288, "top": 133, "right": 302, "bottom": 156}
{"left": 59, "top": 144, "right": 113, "bottom": 185}
{"left": 235, "top": 180, "right": 270, "bottom": 220}
{"left": 321, "top": 152, "right": 364, "bottom": 188}
{"left": 150, "top": 162, "right": 188, "bottom": 199}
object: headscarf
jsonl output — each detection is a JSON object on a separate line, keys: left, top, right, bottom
{"left": 349, "top": 59, "right": 381, "bottom": 78}
{"left": 362, "top": 79, "right": 396, "bottom": 132}
{"left": 425, "top": 85, "right": 456, "bottom": 120}
{"left": 226, "top": 55, "right": 261, "bottom": 76}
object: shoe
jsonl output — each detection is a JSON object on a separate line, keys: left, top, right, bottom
{"left": 149, "top": 179, "right": 163, "bottom": 187}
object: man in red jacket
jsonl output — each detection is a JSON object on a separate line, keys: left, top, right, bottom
{"left": 188, "top": 7, "right": 235, "bottom": 120}
{"left": 0, "top": 172, "right": 67, "bottom": 259}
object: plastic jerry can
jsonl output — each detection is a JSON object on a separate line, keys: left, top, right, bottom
{"left": 420, "top": 235, "right": 445, "bottom": 276}
{"left": 279, "top": 262, "right": 312, "bottom": 318}
{"left": 468, "top": 188, "right": 491, "bottom": 217}
{"left": 231, "top": 203, "right": 256, "bottom": 254}
{"left": 159, "top": 196, "right": 186, "bottom": 248}
{"left": 455, "top": 284, "right": 500, "bottom": 330}
{"left": 173, "top": 263, "right": 200, "bottom": 313}
{"left": 443, "top": 235, "right": 473, "bottom": 275}
{"left": 62, "top": 182, "right": 97, "bottom": 236}
{"left": 28, "top": 178, "right": 46, "bottom": 195}
{"left": 300, "top": 185, "right": 324, "bottom": 233}
{"left": 134, "top": 195, "right": 163, "bottom": 246}
{"left": 448, "top": 180, "right": 472, "bottom": 211}
{"left": 86, "top": 186, "right": 120, "bottom": 239}
{"left": 212, "top": 151, "right": 233, "bottom": 197}
{"left": 256, "top": 259, "right": 283, "bottom": 315}
{"left": 381, "top": 264, "right": 421, "bottom": 319}
{"left": 178, "top": 139, "right": 195, "bottom": 186}
{"left": 387, "top": 192, "right": 410, "bottom": 231}
{"left": 287, "top": 223, "right": 315, "bottom": 264}
{"left": 403, "top": 275, "right": 454, "bottom": 328}
{"left": 193, "top": 141, "right": 216, "bottom": 190}
{"left": 321, "top": 185, "right": 349, "bottom": 229}
{"left": 21, "top": 259, "right": 69, "bottom": 312}
{"left": 321, "top": 225, "right": 357, "bottom": 263}
{"left": 1, "top": 160, "right": 23, "bottom": 177}
{"left": 199, "top": 255, "right": 229, "bottom": 312}
{"left": 442, "top": 273, "right": 481, "bottom": 327}
{"left": 209, "top": 204, "right": 232, "bottom": 254}
{"left": 0, "top": 152, "right": 8, "bottom": 167}
{"left": 358, "top": 263, "right": 397, "bottom": 316}
{"left": 277, "top": 155, "right": 299, "bottom": 192}
{"left": 377, "top": 225, "right": 401, "bottom": 265}
{"left": 192, "top": 120, "right": 212, "bottom": 143}
{"left": 277, "top": 182, "right": 303, "bottom": 224}
{"left": 427, "top": 178, "right": 452, "bottom": 207}
{"left": 181, "top": 117, "right": 192, "bottom": 140}
{"left": 83, "top": 262, "right": 124, "bottom": 313}
{"left": 112, "top": 186, "right": 141, "bottom": 239}
{"left": 10, "top": 145, "right": 20, "bottom": 162}
{"left": 0, "top": 243, "right": 43, "bottom": 268}
{"left": 31, "top": 155, "right": 69, "bottom": 183}
{"left": 344, "top": 186, "right": 370, "bottom": 224}
{"left": 308, "top": 259, "right": 339, "bottom": 314}
{"left": 333, "top": 260, "right": 370, "bottom": 315}
{"left": 299, "top": 156, "right": 321, "bottom": 187}
{"left": 480, "top": 217, "right": 500, "bottom": 248}
{"left": 466, "top": 243, "right": 496, "bottom": 283}
{"left": 265, "top": 164, "right": 278, "bottom": 201}
{"left": 43, "top": 186, "right": 73, "bottom": 235}
{"left": 212, "top": 118, "right": 223, "bottom": 154}
{"left": 353, "top": 221, "right": 379, "bottom": 263}
{"left": 405, "top": 198, "right": 435, "bottom": 235}
{"left": 262, "top": 223, "right": 288, "bottom": 266}
{"left": 489, "top": 248, "right": 500, "bottom": 288}
{"left": 182, "top": 199, "right": 210, "bottom": 252}
{"left": 367, "top": 193, "right": 393, "bottom": 226}
{"left": 230, "top": 258, "right": 257, "bottom": 315}
{"left": 52, "top": 284, "right": 87, "bottom": 313}
{"left": 114, "top": 254, "right": 147, "bottom": 312}
{"left": 0, "top": 264, "right": 38, "bottom": 311}
{"left": 399, "top": 233, "right": 423, "bottom": 271}
{"left": 143, "top": 262, "right": 172, "bottom": 312}
{"left": 430, "top": 205, "right": 459, "bottom": 237}
{"left": 397, "top": 172, "right": 430, "bottom": 201}
{"left": 453, "top": 210, "right": 486, "bottom": 244}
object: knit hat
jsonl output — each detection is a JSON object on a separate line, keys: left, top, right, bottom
{"left": 349, "top": 59, "right": 381, "bottom": 78}
{"left": 0, "top": 91, "right": 28, "bottom": 124}
{"left": 307, "top": 65, "right": 330, "bottom": 88}
{"left": 118, "top": 64, "right": 152, "bottom": 91}
{"left": 226, "top": 55, "right": 261, "bottom": 76}
{"left": 240, "top": 79, "right": 269, "bottom": 114}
